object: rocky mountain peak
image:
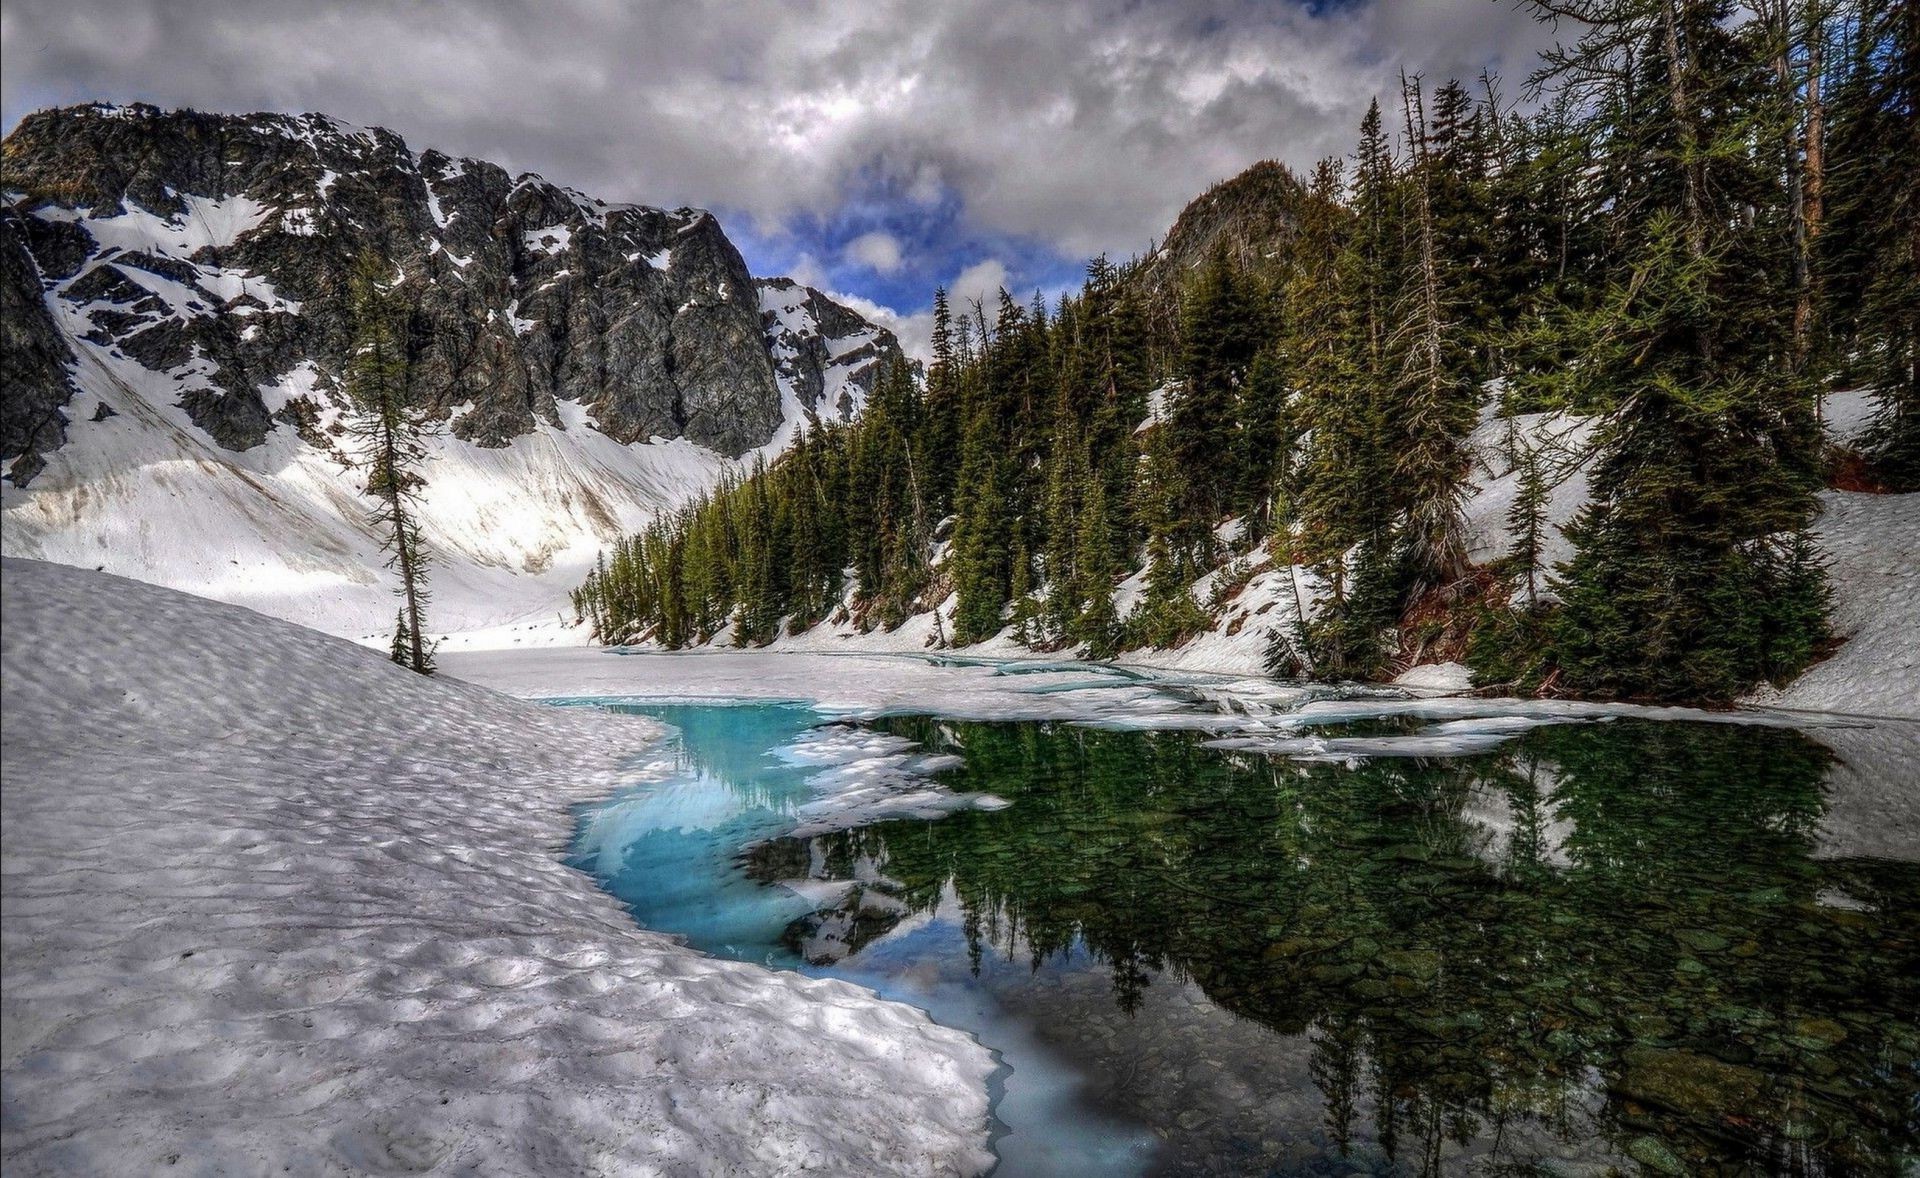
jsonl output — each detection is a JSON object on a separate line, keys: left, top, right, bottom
{"left": 1131, "top": 159, "right": 1312, "bottom": 329}
{"left": 1, "top": 102, "right": 905, "bottom": 484}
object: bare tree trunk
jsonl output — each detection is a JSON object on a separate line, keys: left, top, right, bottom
{"left": 381, "top": 421, "right": 428, "bottom": 673}
{"left": 1804, "top": 3, "right": 1826, "bottom": 409}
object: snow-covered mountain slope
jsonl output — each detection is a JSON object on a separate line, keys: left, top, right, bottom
{"left": 0, "top": 556, "right": 995, "bottom": 1175}
{"left": 0, "top": 103, "right": 903, "bottom": 640}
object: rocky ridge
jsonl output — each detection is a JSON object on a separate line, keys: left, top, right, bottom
{"left": 0, "top": 102, "right": 904, "bottom": 485}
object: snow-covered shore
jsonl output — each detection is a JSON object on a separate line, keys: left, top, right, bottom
{"left": 0, "top": 558, "right": 994, "bottom": 1176}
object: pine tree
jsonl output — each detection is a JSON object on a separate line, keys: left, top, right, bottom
{"left": 1174, "top": 244, "right": 1263, "bottom": 523}
{"left": 346, "top": 254, "right": 436, "bottom": 676}
{"left": 1822, "top": 0, "right": 1919, "bottom": 488}
{"left": 1074, "top": 469, "right": 1120, "bottom": 657}
{"left": 1526, "top": 0, "right": 1829, "bottom": 701}
{"left": 1234, "top": 348, "right": 1292, "bottom": 536}
{"left": 950, "top": 394, "right": 1008, "bottom": 645}
{"left": 1392, "top": 73, "right": 1479, "bottom": 595}
{"left": 388, "top": 609, "right": 412, "bottom": 666}
{"left": 1132, "top": 426, "right": 1209, "bottom": 647}
{"left": 1506, "top": 438, "right": 1551, "bottom": 607}
{"left": 917, "top": 287, "right": 964, "bottom": 510}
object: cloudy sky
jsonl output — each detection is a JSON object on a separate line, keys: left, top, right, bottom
{"left": 2, "top": 0, "right": 1554, "bottom": 355}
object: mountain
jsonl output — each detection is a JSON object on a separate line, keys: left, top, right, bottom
{"left": 1131, "top": 160, "right": 1311, "bottom": 331}
{"left": 0, "top": 102, "right": 902, "bottom": 637}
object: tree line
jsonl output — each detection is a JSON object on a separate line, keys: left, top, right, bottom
{"left": 573, "top": 0, "right": 1915, "bottom": 703}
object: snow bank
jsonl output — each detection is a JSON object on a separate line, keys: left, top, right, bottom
{"left": 1749, "top": 490, "right": 1919, "bottom": 719}
{"left": 0, "top": 559, "right": 994, "bottom": 1176}
{"left": 1394, "top": 661, "right": 1473, "bottom": 692}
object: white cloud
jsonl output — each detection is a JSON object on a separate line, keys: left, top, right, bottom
{"left": 844, "top": 231, "right": 904, "bottom": 274}
{"left": 1, "top": 0, "right": 1555, "bottom": 289}
{"left": 786, "top": 252, "right": 830, "bottom": 290}
{"left": 826, "top": 290, "right": 933, "bottom": 366}
{"left": 948, "top": 258, "right": 1009, "bottom": 311}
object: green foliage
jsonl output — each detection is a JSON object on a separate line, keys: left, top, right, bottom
{"left": 566, "top": 0, "right": 1884, "bottom": 703}
{"left": 1465, "top": 602, "right": 1558, "bottom": 691}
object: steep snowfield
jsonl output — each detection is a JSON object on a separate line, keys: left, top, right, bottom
{"left": 0, "top": 558, "right": 995, "bottom": 1176}
{"left": 0, "top": 328, "right": 734, "bottom": 640}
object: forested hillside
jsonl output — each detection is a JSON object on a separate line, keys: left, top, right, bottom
{"left": 573, "top": 0, "right": 1916, "bottom": 704}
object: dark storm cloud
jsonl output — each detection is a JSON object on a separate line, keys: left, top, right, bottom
{"left": 1, "top": 0, "right": 1555, "bottom": 345}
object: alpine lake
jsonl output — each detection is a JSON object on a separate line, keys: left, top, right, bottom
{"left": 560, "top": 692, "right": 1919, "bottom": 1176}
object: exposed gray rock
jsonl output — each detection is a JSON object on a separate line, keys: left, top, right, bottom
{"left": 1, "top": 102, "right": 901, "bottom": 478}
{"left": 757, "top": 277, "right": 906, "bottom": 421}
{"left": 1130, "top": 160, "right": 1309, "bottom": 337}
{"left": 0, "top": 212, "right": 77, "bottom": 487}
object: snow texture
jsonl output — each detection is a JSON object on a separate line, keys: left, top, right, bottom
{"left": 0, "top": 558, "right": 995, "bottom": 1177}
{"left": 1752, "top": 489, "right": 1919, "bottom": 718}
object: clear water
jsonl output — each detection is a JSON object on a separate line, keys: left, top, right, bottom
{"left": 565, "top": 701, "right": 1920, "bottom": 1176}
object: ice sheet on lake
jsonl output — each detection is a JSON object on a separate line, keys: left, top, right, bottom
{"left": 774, "top": 724, "right": 1009, "bottom": 838}
{"left": 449, "top": 647, "right": 1873, "bottom": 766}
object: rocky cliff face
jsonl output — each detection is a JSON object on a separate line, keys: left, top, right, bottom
{"left": 758, "top": 277, "right": 905, "bottom": 425}
{"left": 0, "top": 103, "right": 905, "bottom": 637}
{"left": 0, "top": 103, "right": 903, "bottom": 483}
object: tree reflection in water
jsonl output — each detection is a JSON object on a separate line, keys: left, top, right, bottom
{"left": 748, "top": 719, "right": 1918, "bottom": 1175}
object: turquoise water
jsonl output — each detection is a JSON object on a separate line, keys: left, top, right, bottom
{"left": 564, "top": 700, "right": 1920, "bottom": 1176}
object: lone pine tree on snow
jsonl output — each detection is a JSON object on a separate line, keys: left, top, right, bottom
{"left": 346, "top": 255, "right": 438, "bottom": 676}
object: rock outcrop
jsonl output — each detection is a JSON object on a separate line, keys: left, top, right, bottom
{"left": 0, "top": 103, "right": 904, "bottom": 483}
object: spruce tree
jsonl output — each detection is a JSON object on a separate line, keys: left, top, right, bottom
{"left": 1174, "top": 244, "right": 1263, "bottom": 523}
{"left": 346, "top": 254, "right": 436, "bottom": 676}
{"left": 1391, "top": 73, "right": 1480, "bottom": 595}
{"left": 1526, "top": 0, "right": 1830, "bottom": 699}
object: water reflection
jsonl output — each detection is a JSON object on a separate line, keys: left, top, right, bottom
{"left": 746, "top": 719, "right": 1919, "bottom": 1175}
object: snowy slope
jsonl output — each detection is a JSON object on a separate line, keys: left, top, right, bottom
{"left": 0, "top": 320, "right": 738, "bottom": 639}
{"left": 0, "top": 557, "right": 994, "bottom": 1175}
{"left": 1752, "top": 489, "right": 1919, "bottom": 718}
{"left": 0, "top": 265, "right": 883, "bottom": 646}
{"left": 687, "top": 396, "right": 1915, "bottom": 719}
{"left": 1, "top": 105, "right": 901, "bottom": 645}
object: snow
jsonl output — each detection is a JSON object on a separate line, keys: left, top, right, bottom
{"left": 1822, "top": 387, "right": 1880, "bottom": 447}
{"left": 1394, "top": 661, "right": 1473, "bottom": 692}
{"left": 774, "top": 725, "right": 1010, "bottom": 838}
{"left": 0, "top": 290, "right": 769, "bottom": 646}
{"left": 1750, "top": 490, "right": 1920, "bottom": 718}
{"left": 1135, "top": 381, "right": 1175, "bottom": 433}
{"left": 55, "top": 193, "right": 275, "bottom": 259}
{"left": 753, "top": 280, "right": 883, "bottom": 451}
{"left": 0, "top": 557, "right": 996, "bottom": 1175}
{"left": 521, "top": 224, "right": 573, "bottom": 254}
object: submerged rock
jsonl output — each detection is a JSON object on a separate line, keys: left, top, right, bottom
{"left": 1616, "top": 1045, "right": 1765, "bottom": 1119}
